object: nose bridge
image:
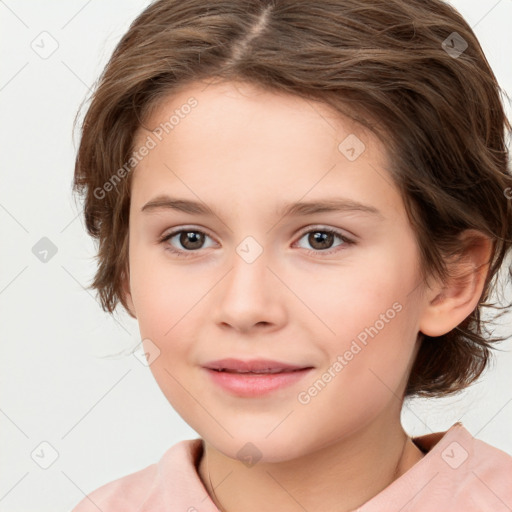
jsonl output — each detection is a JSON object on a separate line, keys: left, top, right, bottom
{"left": 212, "top": 233, "right": 285, "bottom": 331}
{"left": 226, "top": 234, "right": 272, "bottom": 298}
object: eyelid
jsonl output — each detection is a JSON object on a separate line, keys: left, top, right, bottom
{"left": 294, "top": 224, "right": 356, "bottom": 242}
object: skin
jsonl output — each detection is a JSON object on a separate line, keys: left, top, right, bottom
{"left": 123, "top": 79, "right": 491, "bottom": 512}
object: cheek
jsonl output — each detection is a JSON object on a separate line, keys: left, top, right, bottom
{"left": 301, "top": 251, "right": 420, "bottom": 393}
{"left": 133, "top": 270, "right": 202, "bottom": 422}
{"left": 129, "top": 244, "right": 215, "bottom": 361}
{"left": 296, "top": 263, "right": 406, "bottom": 343}
{"left": 295, "top": 301, "right": 416, "bottom": 441}
{"left": 129, "top": 244, "right": 201, "bottom": 337}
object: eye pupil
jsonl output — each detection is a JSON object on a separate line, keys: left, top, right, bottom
{"left": 180, "top": 231, "right": 204, "bottom": 249}
{"left": 309, "top": 231, "right": 334, "bottom": 250}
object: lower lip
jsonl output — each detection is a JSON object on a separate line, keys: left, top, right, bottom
{"left": 204, "top": 368, "right": 313, "bottom": 397}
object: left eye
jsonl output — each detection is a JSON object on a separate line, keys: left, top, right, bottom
{"left": 158, "top": 227, "right": 354, "bottom": 257}
{"left": 294, "top": 228, "right": 354, "bottom": 254}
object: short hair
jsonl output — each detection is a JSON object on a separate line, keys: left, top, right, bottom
{"left": 72, "top": 0, "right": 512, "bottom": 399}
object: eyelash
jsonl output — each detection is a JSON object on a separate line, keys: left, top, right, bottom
{"left": 158, "top": 226, "right": 355, "bottom": 259}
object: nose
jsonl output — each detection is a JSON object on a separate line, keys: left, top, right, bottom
{"left": 211, "top": 245, "right": 287, "bottom": 334}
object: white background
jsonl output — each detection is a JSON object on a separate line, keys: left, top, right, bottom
{"left": 0, "top": 1, "right": 511, "bottom": 511}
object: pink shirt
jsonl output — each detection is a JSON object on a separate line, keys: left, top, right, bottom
{"left": 70, "top": 422, "right": 512, "bottom": 511}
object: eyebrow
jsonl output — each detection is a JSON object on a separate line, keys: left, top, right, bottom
{"left": 140, "top": 195, "right": 384, "bottom": 220}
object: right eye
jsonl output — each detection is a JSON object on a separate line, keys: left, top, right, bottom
{"left": 158, "top": 228, "right": 217, "bottom": 258}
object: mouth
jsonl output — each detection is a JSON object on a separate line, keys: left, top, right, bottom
{"left": 203, "top": 357, "right": 313, "bottom": 373}
{"left": 208, "top": 368, "right": 309, "bottom": 374}
{"left": 202, "top": 358, "right": 314, "bottom": 397}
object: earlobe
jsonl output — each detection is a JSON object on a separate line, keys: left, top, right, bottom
{"left": 418, "top": 230, "right": 492, "bottom": 337}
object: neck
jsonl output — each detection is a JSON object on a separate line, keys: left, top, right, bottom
{"left": 198, "top": 413, "right": 425, "bottom": 512}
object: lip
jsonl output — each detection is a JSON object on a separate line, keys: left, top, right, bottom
{"left": 203, "top": 358, "right": 310, "bottom": 372}
{"left": 202, "top": 358, "right": 314, "bottom": 397}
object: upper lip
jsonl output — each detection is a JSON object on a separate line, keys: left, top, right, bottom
{"left": 203, "top": 358, "right": 312, "bottom": 373}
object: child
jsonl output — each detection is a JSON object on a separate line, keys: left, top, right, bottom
{"left": 71, "top": 0, "right": 512, "bottom": 510}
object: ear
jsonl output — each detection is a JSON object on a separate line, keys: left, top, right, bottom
{"left": 418, "top": 230, "right": 493, "bottom": 337}
{"left": 120, "top": 264, "right": 137, "bottom": 319}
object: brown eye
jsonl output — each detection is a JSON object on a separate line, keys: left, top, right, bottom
{"left": 295, "top": 227, "right": 354, "bottom": 256}
{"left": 159, "top": 228, "right": 216, "bottom": 258}
{"left": 178, "top": 231, "right": 205, "bottom": 250}
{"left": 307, "top": 231, "right": 335, "bottom": 250}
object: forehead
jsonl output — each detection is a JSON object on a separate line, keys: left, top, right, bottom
{"left": 134, "top": 79, "right": 379, "bottom": 156}
{"left": 129, "top": 79, "right": 402, "bottom": 221}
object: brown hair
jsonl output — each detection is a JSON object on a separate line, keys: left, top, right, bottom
{"left": 72, "top": 0, "right": 512, "bottom": 399}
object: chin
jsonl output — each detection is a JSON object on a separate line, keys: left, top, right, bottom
{"left": 205, "top": 430, "right": 311, "bottom": 465}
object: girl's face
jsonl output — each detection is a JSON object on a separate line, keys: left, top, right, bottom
{"left": 125, "top": 80, "right": 432, "bottom": 462}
